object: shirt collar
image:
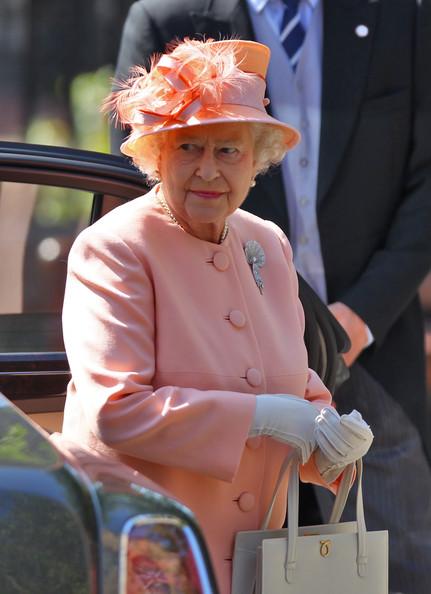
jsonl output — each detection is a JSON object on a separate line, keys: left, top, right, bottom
{"left": 247, "top": 0, "right": 319, "bottom": 13}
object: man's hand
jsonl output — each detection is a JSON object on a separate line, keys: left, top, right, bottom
{"left": 328, "top": 302, "right": 368, "bottom": 367}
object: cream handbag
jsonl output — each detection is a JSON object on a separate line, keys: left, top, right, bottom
{"left": 232, "top": 452, "right": 388, "bottom": 594}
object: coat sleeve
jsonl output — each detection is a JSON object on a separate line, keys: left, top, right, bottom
{"left": 62, "top": 226, "right": 256, "bottom": 483}
{"left": 339, "top": 2, "right": 431, "bottom": 345}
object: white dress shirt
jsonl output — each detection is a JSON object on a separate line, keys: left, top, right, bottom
{"left": 247, "top": 0, "right": 326, "bottom": 300}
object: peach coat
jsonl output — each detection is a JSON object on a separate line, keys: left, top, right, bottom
{"left": 62, "top": 187, "right": 333, "bottom": 594}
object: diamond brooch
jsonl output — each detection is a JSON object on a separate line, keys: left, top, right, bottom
{"left": 244, "top": 240, "right": 265, "bottom": 294}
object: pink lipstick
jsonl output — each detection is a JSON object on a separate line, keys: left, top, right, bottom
{"left": 190, "top": 190, "right": 224, "bottom": 199}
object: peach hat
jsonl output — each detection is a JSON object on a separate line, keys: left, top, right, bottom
{"left": 106, "top": 38, "right": 300, "bottom": 158}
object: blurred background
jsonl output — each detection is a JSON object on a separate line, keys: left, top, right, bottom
{"left": 0, "top": 0, "right": 134, "bottom": 150}
{"left": 0, "top": 0, "right": 134, "bottom": 344}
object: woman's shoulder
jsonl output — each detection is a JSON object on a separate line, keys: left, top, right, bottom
{"left": 75, "top": 188, "right": 163, "bottom": 245}
{"left": 230, "top": 209, "right": 293, "bottom": 262}
{"left": 95, "top": 189, "right": 160, "bottom": 231}
{"left": 231, "top": 208, "right": 287, "bottom": 242}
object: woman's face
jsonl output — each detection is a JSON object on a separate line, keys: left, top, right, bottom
{"left": 159, "top": 122, "right": 256, "bottom": 243}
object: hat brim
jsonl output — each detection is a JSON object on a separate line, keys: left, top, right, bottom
{"left": 120, "top": 104, "right": 300, "bottom": 158}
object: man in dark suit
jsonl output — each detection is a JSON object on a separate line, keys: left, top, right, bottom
{"left": 111, "top": 2, "right": 431, "bottom": 592}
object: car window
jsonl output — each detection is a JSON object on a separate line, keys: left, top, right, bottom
{"left": 0, "top": 181, "right": 92, "bottom": 353}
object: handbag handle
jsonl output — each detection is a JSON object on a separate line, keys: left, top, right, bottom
{"left": 328, "top": 461, "right": 356, "bottom": 523}
{"left": 260, "top": 451, "right": 355, "bottom": 530}
{"left": 285, "top": 455, "right": 368, "bottom": 583}
{"left": 260, "top": 452, "right": 367, "bottom": 582}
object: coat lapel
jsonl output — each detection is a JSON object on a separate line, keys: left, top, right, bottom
{"left": 317, "top": 0, "right": 380, "bottom": 203}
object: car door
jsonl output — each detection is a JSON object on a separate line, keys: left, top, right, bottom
{"left": 0, "top": 141, "right": 147, "bottom": 431}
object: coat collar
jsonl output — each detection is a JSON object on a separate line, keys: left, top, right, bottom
{"left": 317, "top": 0, "right": 380, "bottom": 203}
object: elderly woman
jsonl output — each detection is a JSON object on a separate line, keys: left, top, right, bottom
{"left": 61, "top": 39, "right": 372, "bottom": 593}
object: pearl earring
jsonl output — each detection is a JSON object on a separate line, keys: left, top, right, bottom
{"left": 250, "top": 179, "right": 256, "bottom": 188}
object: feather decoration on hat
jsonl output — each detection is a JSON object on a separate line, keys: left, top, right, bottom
{"left": 103, "top": 38, "right": 254, "bottom": 129}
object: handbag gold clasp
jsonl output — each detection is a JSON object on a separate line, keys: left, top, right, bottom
{"left": 319, "top": 539, "right": 331, "bottom": 557}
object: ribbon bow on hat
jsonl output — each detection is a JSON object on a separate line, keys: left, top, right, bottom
{"left": 134, "top": 54, "right": 207, "bottom": 127}
{"left": 132, "top": 50, "right": 268, "bottom": 131}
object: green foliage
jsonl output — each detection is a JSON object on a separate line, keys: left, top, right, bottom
{"left": 25, "top": 65, "right": 113, "bottom": 153}
{"left": 70, "top": 65, "right": 113, "bottom": 152}
{"left": 33, "top": 185, "right": 91, "bottom": 228}
{"left": 25, "top": 116, "right": 71, "bottom": 146}
{"left": 23, "top": 66, "right": 113, "bottom": 226}
{"left": 0, "top": 411, "right": 57, "bottom": 466}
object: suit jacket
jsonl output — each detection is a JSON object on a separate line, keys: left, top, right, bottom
{"left": 62, "top": 190, "right": 333, "bottom": 594}
{"left": 113, "top": 0, "right": 431, "bottom": 445}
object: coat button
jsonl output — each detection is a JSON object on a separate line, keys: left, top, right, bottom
{"left": 229, "top": 310, "right": 246, "bottom": 328}
{"left": 246, "top": 368, "right": 262, "bottom": 387}
{"left": 237, "top": 492, "right": 255, "bottom": 512}
{"left": 246, "top": 437, "right": 262, "bottom": 450}
{"left": 213, "top": 252, "right": 229, "bottom": 271}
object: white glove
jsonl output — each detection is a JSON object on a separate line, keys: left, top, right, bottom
{"left": 314, "top": 407, "right": 374, "bottom": 482}
{"left": 249, "top": 394, "right": 319, "bottom": 464}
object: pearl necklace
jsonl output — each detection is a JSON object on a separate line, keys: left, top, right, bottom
{"left": 156, "top": 191, "right": 229, "bottom": 244}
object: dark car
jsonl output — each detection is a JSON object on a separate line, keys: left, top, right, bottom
{"left": 0, "top": 141, "right": 347, "bottom": 594}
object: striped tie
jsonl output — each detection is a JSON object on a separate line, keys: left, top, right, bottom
{"left": 279, "top": 0, "right": 306, "bottom": 71}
